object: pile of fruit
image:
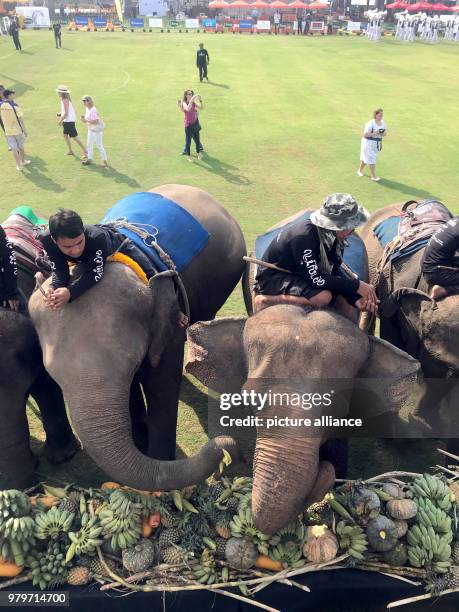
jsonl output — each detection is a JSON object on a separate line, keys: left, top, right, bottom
{"left": 0, "top": 469, "right": 458, "bottom": 600}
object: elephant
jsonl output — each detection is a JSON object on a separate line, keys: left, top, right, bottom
{"left": 0, "top": 265, "right": 79, "bottom": 489}
{"left": 28, "top": 185, "right": 246, "bottom": 490}
{"left": 361, "top": 202, "right": 459, "bottom": 441}
{"left": 185, "top": 304, "right": 420, "bottom": 534}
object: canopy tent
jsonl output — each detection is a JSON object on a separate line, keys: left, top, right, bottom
{"left": 430, "top": 3, "right": 452, "bottom": 9}
{"left": 307, "top": 1, "right": 330, "bottom": 9}
{"left": 288, "top": 0, "right": 309, "bottom": 7}
{"left": 407, "top": 1, "right": 436, "bottom": 10}
{"left": 208, "top": 0, "right": 230, "bottom": 7}
{"left": 385, "top": 1, "right": 410, "bottom": 8}
{"left": 452, "top": 4, "right": 459, "bottom": 10}
{"left": 250, "top": 0, "right": 270, "bottom": 7}
{"left": 230, "top": 0, "right": 250, "bottom": 6}
{"left": 269, "top": 1, "right": 289, "bottom": 7}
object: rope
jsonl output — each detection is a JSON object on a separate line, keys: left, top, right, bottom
{"left": 107, "top": 220, "right": 190, "bottom": 322}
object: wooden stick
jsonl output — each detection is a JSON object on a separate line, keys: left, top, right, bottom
{"left": 243, "top": 256, "right": 358, "bottom": 280}
{"left": 210, "top": 588, "right": 281, "bottom": 612}
{"left": 0, "top": 573, "right": 33, "bottom": 590}
{"left": 100, "top": 571, "right": 154, "bottom": 591}
{"left": 357, "top": 562, "right": 426, "bottom": 579}
{"left": 387, "top": 587, "right": 459, "bottom": 609}
{"left": 437, "top": 447, "right": 459, "bottom": 462}
{"left": 435, "top": 464, "right": 458, "bottom": 478}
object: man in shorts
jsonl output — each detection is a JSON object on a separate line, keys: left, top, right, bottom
{"left": 0, "top": 89, "right": 30, "bottom": 171}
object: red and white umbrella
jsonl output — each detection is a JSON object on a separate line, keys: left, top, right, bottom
{"left": 385, "top": 1, "right": 410, "bottom": 9}
{"left": 307, "top": 1, "right": 330, "bottom": 9}
{"left": 430, "top": 3, "right": 453, "bottom": 10}
{"left": 208, "top": 0, "right": 230, "bottom": 7}
{"left": 452, "top": 4, "right": 459, "bottom": 10}
{"left": 407, "top": 2, "right": 435, "bottom": 11}
{"left": 269, "top": 1, "right": 289, "bottom": 7}
{"left": 250, "top": 0, "right": 270, "bottom": 6}
{"left": 230, "top": 0, "right": 250, "bottom": 6}
{"left": 288, "top": 0, "right": 309, "bottom": 7}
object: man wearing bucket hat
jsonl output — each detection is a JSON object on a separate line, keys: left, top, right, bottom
{"left": 253, "top": 193, "right": 379, "bottom": 318}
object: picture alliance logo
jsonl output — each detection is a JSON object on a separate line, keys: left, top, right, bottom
{"left": 219, "top": 389, "right": 335, "bottom": 412}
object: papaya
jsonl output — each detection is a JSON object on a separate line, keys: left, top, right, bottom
{"left": 255, "top": 555, "right": 284, "bottom": 572}
{"left": 0, "top": 558, "right": 24, "bottom": 577}
{"left": 148, "top": 512, "right": 161, "bottom": 528}
{"left": 142, "top": 517, "right": 153, "bottom": 538}
{"left": 101, "top": 482, "right": 121, "bottom": 490}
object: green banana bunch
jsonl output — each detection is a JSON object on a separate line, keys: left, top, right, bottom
{"left": 192, "top": 549, "right": 219, "bottom": 585}
{"left": 66, "top": 513, "right": 103, "bottom": 562}
{"left": 416, "top": 497, "right": 452, "bottom": 536}
{"left": 126, "top": 490, "right": 162, "bottom": 518}
{"left": 269, "top": 519, "right": 307, "bottom": 547}
{"left": 407, "top": 523, "right": 451, "bottom": 571}
{"left": 229, "top": 507, "right": 270, "bottom": 555}
{"left": 34, "top": 506, "right": 74, "bottom": 540}
{"left": 98, "top": 489, "right": 143, "bottom": 550}
{"left": 0, "top": 490, "right": 32, "bottom": 521}
{"left": 216, "top": 477, "right": 253, "bottom": 510}
{"left": 27, "top": 540, "right": 68, "bottom": 591}
{"left": 336, "top": 521, "right": 368, "bottom": 561}
{"left": 0, "top": 491, "right": 36, "bottom": 566}
{"left": 270, "top": 541, "right": 305, "bottom": 568}
{"left": 411, "top": 474, "right": 452, "bottom": 512}
{"left": 407, "top": 544, "right": 429, "bottom": 568}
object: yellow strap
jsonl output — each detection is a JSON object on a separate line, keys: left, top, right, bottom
{"left": 107, "top": 252, "right": 148, "bottom": 286}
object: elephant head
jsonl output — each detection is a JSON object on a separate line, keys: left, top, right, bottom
{"left": 0, "top": 310, "right": 40, "bottom": 488}
{"left": 186, "top": 305, "right": 420, "bottom": 534}
{"left": 29, "top": 265, "right": 238, "bottom": 490}
{"left": 379, "top": 288, "right": 459, "bottom": 377}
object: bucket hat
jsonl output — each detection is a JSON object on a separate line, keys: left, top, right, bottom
{"left": 310, "top": 193, "right": 369, "bottom": 231}
{"left": 56, "top": 85, "right": 71, "bottom": 94}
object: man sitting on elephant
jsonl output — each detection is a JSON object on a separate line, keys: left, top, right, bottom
{"left": 253, "top": 193, "right": 379, "bottom": 318}
{"left": 0, "top": 224, "right": 20, "bottom": 312}
{"left": 39, "top": 209, "right": 189, "bottom": 325}
{"left": 422, "top": 216, "right": 459, "bottom": 301}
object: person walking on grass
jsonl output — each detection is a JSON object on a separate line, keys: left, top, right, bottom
{"left": 80, "top": 95, "right": 108, "bottom": 168}
{"left": 0, "top": 89, "right": 30, "bottom": 171}
{"left": 56, "top": 85, "right": 87, "bottom": 159}
{"left": 178, "top": 90, "right": 204, "bottom": 162}
{"left": 9, "top": 19, "right": 22, "bottom": 52}
{"left": 196, "top": 43, "right": 209, "bottom": 82}
{"left": 357, "top": 108, "right": 387, "bottom": 182}
{"left": 53, "top": 22, "right": 62, "bottom": 48}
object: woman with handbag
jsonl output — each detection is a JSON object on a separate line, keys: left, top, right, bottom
{"left": 179, "top": 90, "right": 204, "bottom": 162}
{"left": 81, "top": 95, "right": 108, "bottom": 168}
{"left": 357, "top": 108, "right": 387, "bottom": 182}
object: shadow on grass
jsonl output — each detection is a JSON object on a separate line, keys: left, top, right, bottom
{"left": 0, "top": 74, "right": 35, "bottom": 96}
{"left": 196, "top": 153, "right": 251, "bottom": 185}
{"left": 377, "top": 179, "right": 435, "bottom": 200}
{"left": 205, "top": 81, "right": 230, "bottom": 89}
{"left": 82, "top": 162, "right": 141, "bottom": 188}
{"left": 22, "top": 157, "right": 65, "bottom": 193}
{"left": 181, "top": 375, "right": 209, "bottom": 434}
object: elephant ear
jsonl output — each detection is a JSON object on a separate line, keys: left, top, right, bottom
{"left": 148, "top": 274, "right": 181, "bottom": 368}
{"left": 357, "top": 335, "right": 421, "bottom": 415}
{"left": 185, "top": 318, "right": 247, "bottom": 393}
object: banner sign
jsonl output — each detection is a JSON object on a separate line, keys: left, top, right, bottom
{"left": 149, "top": 17, "right": 163, "bottom": 27}
{"left": 139, "top": 0, "right": 168, "bottom": 17}
{"left": 130, "top": 18, "right": 145, "bottom": 27}
{"left": 347, "top": 21, "right": 361, "bottom": 30}
{"left": 94, "top": 18, "right": 107, "bottom": 27}
{"left": 256, "top": 20, "right": 271, "bottom": 29}
{"left": 15, "top": 6, "right": 50, "bottom": 28}
{"left": 310, "top": 21, "right": 325, "bottom": 31}
{"left": 351, "top": 0, "right": 375, "bottom": 4}
{"left": 225, "top": 21, "right": 234, "bottom": 27}
{"left": 185, "top": 18, "right": 199, "bottom": 28}
{"left": 202, "top": 18, "right": 216, "bottom": 28}
{"left": 238, "top": 20, "right": 253, "bottom": 29}
{"left": 75, "top": 16, "right": 89, "bottom": 26}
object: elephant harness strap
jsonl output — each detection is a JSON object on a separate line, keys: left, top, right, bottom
{"left": 108, "top": 220, "right": 190, "bottom": 322}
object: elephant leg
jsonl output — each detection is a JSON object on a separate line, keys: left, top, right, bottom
{"left": 141, "top": 331, "right": 185, "bottom": 460}
{"left": 320, "top": 439, "right": 348, "bottom": 479}
{"left": 129, "top": 373, "right": 148, "bottom": 454}
{"left": 380, "top": 317, "right": 405, "bottom": 351}
{"left": 30, "top": 367, "right": 80, "bottom": 464}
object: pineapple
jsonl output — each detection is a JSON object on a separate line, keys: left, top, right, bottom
{"left": 209, "top": 482, "right": 225, "bottom": 501}
{"left": 215, "top": 513, "right": 232, "bottom": 540}
{"left": 226, "top": 497, "right": 239, "bottom": 513}
{"left": 452, "top": 541, "right": 459, "bottom": 565}
{"left": 162, "top": 546, "right": 185, "bottom": 565}
{"left": 158, "top": 528, "right": 182, "bottom": 549}
{"left": 215, "top": 538, "right": 228, "bottom": 559}
{"left": 67, "top": 566, "right": 91, "bottom": 586}
{"left": 59, "top": 498, "right": 77, "bottom": 514}
{"left": 90, "top": 557, "right": 118, "bottom": 577}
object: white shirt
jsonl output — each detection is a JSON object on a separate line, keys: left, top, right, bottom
{"left": 61, "top": 99, "right": 76, "bottom": 123}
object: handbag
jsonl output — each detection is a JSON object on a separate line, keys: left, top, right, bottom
{"left": 91, "top": 118, "right": 105, "bottom": 133}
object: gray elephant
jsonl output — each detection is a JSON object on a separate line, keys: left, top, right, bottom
{"left": 28, "top": 185, "right": 246, "bottom": 490}
{"left": 186, "top": 305, "right": 420, "bottom": 534}
{"left": 1, "top": 264, "right": 79, "bottom": 489}
{"left": 361, "top": 202, "right": 459, "bottom": 440}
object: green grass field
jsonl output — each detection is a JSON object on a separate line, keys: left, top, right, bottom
{"left": 2, "top": 30, "right": 458, "bottom": 486}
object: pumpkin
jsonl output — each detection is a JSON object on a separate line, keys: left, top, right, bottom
{"left": 255, "top": 555, "right": 284, "bottom": 572}
{"left": 0, "top": 558, "right": 23, "bottom": 577}
{"left": 225, "top": 537, "right": 258, "bottom": 570}
{"left": 366, "top": 516, "right": 398, "bottom": 552}
{"left": 386, "top": 499, "right": 417, "bottom": 520}
{"left": 348, "top": 487, "right": 380, "bottom": 525}
{"left": 382, "top": 543, "right": 408, "bottom": 566}
{"left": 393, "top": 519, "right": 409, "bottom": 539}
{"left": 381, "top": 483, "right": 404, "bottom": 500}
{"left": 122, "top": 539, "right": 158, "bottom": 573}
{"left": 303, "top": 525, "right": 338, "bottom": 563}
{"left": 101, "top": 482, "right": 121, "bottom": 490}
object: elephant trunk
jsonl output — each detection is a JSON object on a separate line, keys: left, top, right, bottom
{"left": 252, "top": 428, "right": 321, "bottom": 535}
{"left": 67, "top": 380, "right": 238, "bottom": 490}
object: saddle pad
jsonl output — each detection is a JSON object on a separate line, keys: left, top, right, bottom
{"left": 255, "top": 211, "right": 367, "bottom": 280}
{"left": 374, "top": 215, "right": 437, "bottom": 263}
{"left": 2, "top": 206, "right": 48, "bottom": 274}
{"left": 101, "top": 192, "right": 210, "bottom": 273}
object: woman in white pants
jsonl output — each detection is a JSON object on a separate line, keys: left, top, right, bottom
{"left": 80, "top": 95, "right": 108, "bottom": 167}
